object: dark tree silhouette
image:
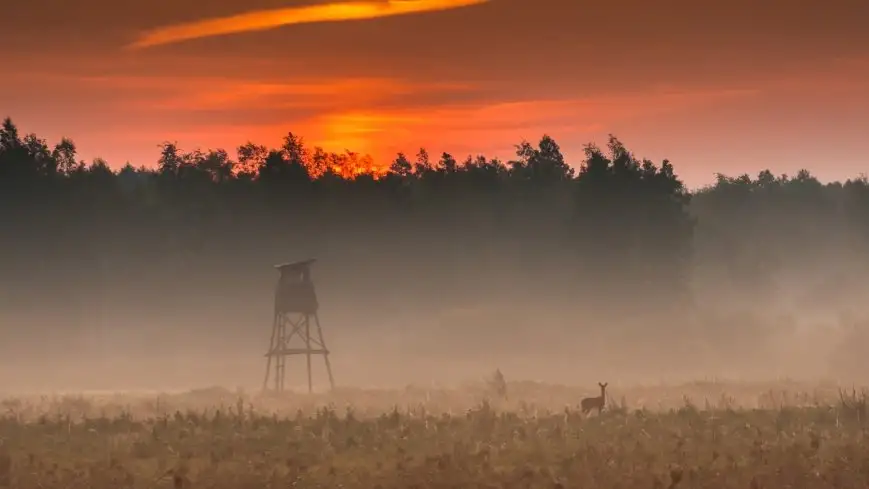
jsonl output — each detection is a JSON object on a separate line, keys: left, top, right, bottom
{"left": 1, "top": 115, "right": 868, "bottom": 351}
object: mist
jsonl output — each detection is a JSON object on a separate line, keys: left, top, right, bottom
{"left": 1, "top": 124, "right": 868, "bottom": 394}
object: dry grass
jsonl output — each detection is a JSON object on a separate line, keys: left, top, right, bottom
{"left": 1, "top": 379, "right": 868, "bottom": 488}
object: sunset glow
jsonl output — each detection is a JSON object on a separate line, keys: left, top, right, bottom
{"left": 2, "top": 0, "right": 868, "bottom": 187}
{"left": 129, "top": 0, "right": 490, "bottom": 49}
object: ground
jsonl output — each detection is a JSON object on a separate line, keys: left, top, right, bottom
{"left": 0, "top": 380, "right": 867, "bottom": 488}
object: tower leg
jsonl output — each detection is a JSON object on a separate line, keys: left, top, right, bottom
{"left": 275, "top": 314, "right": 286, "bottom": 391}
{"left": 264, "top": 310, "right": 334, "bottom": 393}
{"left": 262, "top": 310, "right": 279, "bottom": 391}
{"left": 313, "top": 313, "right": 335, "bottom": 390}
{"left": 304, "top": 314, "right": 313, "bottom": 394}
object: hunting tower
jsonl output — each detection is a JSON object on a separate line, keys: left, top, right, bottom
{"left": 263, "top": 259, "right": 335, "bottom": 393}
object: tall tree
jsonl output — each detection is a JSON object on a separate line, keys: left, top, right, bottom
{"left": 157, "top": 142, "right": 183, "bottom": 176}
{"left": 236, "top": 142, "right": 268, "bottom": 179}
{"left": 389, "top": 152, "right": 413, "bottom": 177}
{"left": 414, "top": 148, "right": 433, "bottom": 175}
{"left": 52, "top": 137, "right": 79, "bottom": 175}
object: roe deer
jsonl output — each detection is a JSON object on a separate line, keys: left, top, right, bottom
{"left": 580, "top": 382, "right": 608, "bottom": 414}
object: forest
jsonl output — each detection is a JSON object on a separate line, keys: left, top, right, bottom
{"left": 1, "top": 116, "right": 868, "bottom": 387}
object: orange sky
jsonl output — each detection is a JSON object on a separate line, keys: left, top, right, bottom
{"left": 2, "top": 0, "right": 869, "bottom": 187}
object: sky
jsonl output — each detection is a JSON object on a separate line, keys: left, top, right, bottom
{"left": 2, "top": 0, "right": 868, "bottom": 187}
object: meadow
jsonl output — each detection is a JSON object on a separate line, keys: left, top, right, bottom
{"left": 1, "top": 379, "right": 868, "bottom": 488}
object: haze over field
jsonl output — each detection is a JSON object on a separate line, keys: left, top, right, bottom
{"left": 1, "top": 120, "right": 868, "bottom": 394}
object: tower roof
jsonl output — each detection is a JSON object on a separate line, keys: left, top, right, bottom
{"left": 274, "top": 259, "right": 317, "bottom": 274}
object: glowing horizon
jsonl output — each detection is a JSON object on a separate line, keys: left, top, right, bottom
{"left": 128, "top": 0, "right": 490, "bottom": 49}
{"left": 3, "top": 0, "right": 867, "bottom": 188}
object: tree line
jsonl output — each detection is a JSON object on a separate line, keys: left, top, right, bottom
{"left": 1, "top": 116, "right": 868, "bottom": 338}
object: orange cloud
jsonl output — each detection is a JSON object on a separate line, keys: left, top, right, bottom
{"left": 309, "top": 87, "right": 760, "bottom": 158}
{"left": 5, "top": 62, "right": 762, "bottom": 176}
{"left": 128, "top": 0, "right": 490, "bottom": 49}
{"left": 113, "top": 85, "right": 754, "bottom": 164}
{"left": 114, "top": 77, "right": 475, "bottom": 112}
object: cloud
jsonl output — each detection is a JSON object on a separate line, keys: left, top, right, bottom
{"left": 120, "top": 85, "right": 755, "bottom": 159}
{"left": 3, "top": 62, "right": 761, "bottom": 174}
{"left": 128, "top": 0, "right": 490, "bottom": 49}
{"left": 62, "top": 71, "right": 755, "bottom": 118}
{"left": 309, "top": 88, "right": 759, "bottom": 156}
{"left": 63, "top": 74, "right": 482, "bottom": 119}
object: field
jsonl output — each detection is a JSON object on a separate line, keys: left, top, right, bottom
{"left": 1, "top": 379, "right": 868, "bottom": 488}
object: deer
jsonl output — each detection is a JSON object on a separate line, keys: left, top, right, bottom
{"left": 580, "top": 382, "right": 608, "bottom": 414}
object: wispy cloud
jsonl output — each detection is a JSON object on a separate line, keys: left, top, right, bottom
{"left": 128, "top": 0, "right": 490, "bottom": 49}
{"left": 120, "top": 85, "right": 756, "bottom": 158}
{"left": 68, "top": 74, "right": 475, "bottom": 112}
{"left": 308, "top": 87, "right": 760, "bottom": 156}
{"left": 61, "top": 72, "right": 754, "bottom": 117}
{"left": 2, "top": 62, "right": 762, "bottom": 172}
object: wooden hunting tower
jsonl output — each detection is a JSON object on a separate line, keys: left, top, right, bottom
{"left": 263, "top": 259, "right": 335, "bottom": 393}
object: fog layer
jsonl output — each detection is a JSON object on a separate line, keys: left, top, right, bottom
{"left": 1, "top": 125, "right": 867, "bottom": 392}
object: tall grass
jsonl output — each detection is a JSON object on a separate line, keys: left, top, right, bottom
{"left": 0, "top": 380, "right": 867, "bottom": 488}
